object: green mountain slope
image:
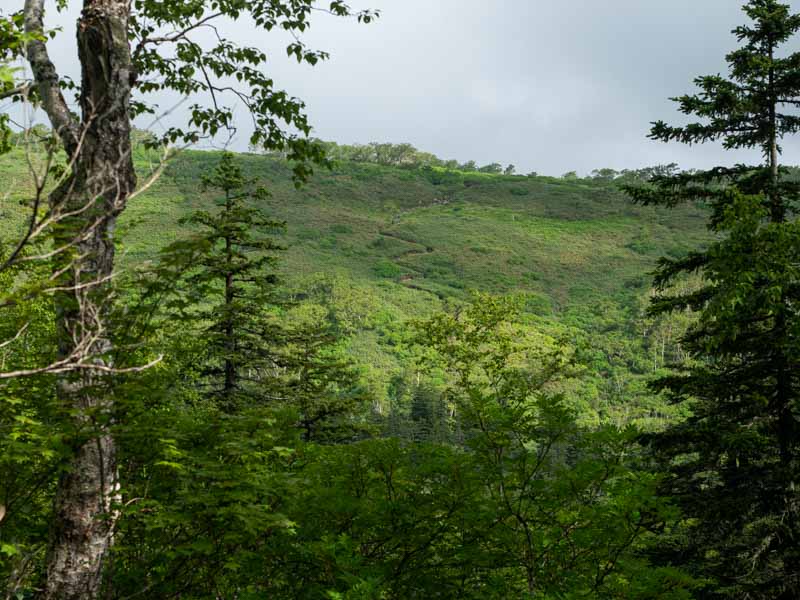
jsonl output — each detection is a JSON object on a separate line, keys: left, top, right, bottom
{"left": 0, "top": 146, "right": 710, "bottom": 425}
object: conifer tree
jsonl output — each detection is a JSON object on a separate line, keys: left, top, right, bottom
{"left": 279, "top": 317, "right": 370, "bottom": 443}
{"left": 147, "top": 152, "right": 368, "bottom": 429}
{"left": 625, "top": 2, "right": 800, "bottom": 596}
{"left": 156, "top": 152, "right": 285, "bottom": 411}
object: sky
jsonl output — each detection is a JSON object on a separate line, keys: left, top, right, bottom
{"left": 16, "top": 0, "right": 800, "bottom": 176}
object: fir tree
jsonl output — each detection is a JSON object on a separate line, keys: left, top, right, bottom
{"left": 279, "top": 317, "right": 370, "bottom": 443}
{"left": 625, "top": 2, "right": 800, "bottom": 596}
{"left": 157, "top": 152, "right": 286, "bottom": 410}
{"left": 144, "top": 152, "right": 368, "bottom": 430}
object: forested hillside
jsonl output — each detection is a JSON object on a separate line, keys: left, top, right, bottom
{"left": 1, "top": 144, "right": 710, "bottom": 426}
{"left": 4, "top": 0, "right": 800, "bottom": 598}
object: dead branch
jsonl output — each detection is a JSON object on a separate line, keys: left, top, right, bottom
{"left": 0, "top": 356, "right": 164, "bottom": 379}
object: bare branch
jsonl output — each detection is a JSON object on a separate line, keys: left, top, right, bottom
{"left": 132, "top": 12, "right": 224, "bottom": 61}
{"left": 0, "top": 323, "right": 30, "bottom": 350}
{"left": 128, "top": 146, "right": 179, "bottom": 203}
{"left": 0, "top": 355, "right": 164, "bottom": 379}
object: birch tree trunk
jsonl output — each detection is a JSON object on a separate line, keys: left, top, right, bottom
{"left": 24, "top": 1, "right": 136, "bottom": 597}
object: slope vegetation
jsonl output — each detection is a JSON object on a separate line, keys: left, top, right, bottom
{"left": 0, "top": 146, "right": 710, "bottom": 424}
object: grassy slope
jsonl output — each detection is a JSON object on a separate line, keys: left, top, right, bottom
{"left": 0, "top": 146, "right": 710, "bottom": 425}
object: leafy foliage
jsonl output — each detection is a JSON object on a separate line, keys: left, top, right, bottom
{"left": 0, "top": 264, "right": 62, "bottom": 592}
{"left": 4, "top": 1, "right": 778, "bottom": 594}
{"left": 242, "top": 295, "right": 695, "bottom": 599}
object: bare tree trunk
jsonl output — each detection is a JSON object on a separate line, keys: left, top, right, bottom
{"left": 25, "top": 1, "right": 136, "bottom": 598}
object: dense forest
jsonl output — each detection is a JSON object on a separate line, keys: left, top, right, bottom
{"left": 1, "top": 0, "right": 800, "bottom": 598}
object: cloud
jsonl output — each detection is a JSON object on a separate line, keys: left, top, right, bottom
{"left": 8, "top": 0, "right": 800, "bottom": 175}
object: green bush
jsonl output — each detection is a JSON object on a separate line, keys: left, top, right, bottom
{"left": 373, "top": 260, "right": 402, "bottom": 278}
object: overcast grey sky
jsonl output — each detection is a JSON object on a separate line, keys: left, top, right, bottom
{"left": 27, "top": 0, "right": 800, "bottom": 175}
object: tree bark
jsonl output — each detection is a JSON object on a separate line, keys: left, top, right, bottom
{"left": 25, "top": 1, "right": 136, "bottom": 598}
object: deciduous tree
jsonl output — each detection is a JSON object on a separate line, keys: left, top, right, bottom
{"left": 1, "top": 1, "right": 376, "bottom": 597}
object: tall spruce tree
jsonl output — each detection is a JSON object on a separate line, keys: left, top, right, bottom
{"left": 625, "top": 2, "right": 800, "bottom": 597}
{"left": 155, "top": 152, "right": 286, "bottom": 410}
{"left": 144, "top": 152, "right": 368, "bottom": 430}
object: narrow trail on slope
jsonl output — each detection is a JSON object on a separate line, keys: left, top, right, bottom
{"left": 378, "top": 212, "right": 442, "bottom": 300}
